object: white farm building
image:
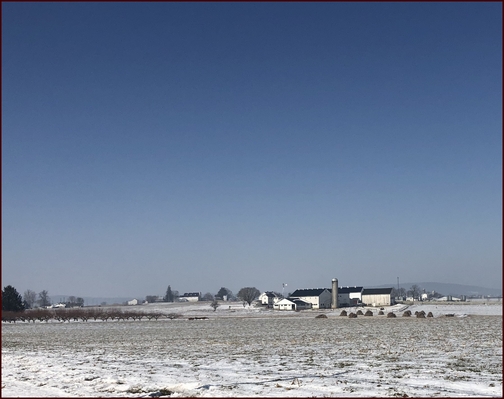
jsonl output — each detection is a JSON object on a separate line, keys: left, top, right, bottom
{"left": 274, "top": 298, "right": 312, "bottom": 311}
{"left": 361, "top": 288, "right": 394, "bottom": 307}
{"left": 288, "top": 288, "right": 332, "bottom": 309}
{"left": 180, "top": 292, "right": 201, "bottom": 302}
{"left": 331, "top": 286, "right": 364, "bottom": 306}
{"left": 258, "top": 292, "right": 280, "bottom": 307}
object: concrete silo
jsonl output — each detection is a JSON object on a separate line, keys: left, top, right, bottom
{"left": 331, "top": 278, "right": 338, "bottom": 309}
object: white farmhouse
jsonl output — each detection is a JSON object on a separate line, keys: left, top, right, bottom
{"left": 258, "top": 292, "right": 280, "bottom": 307}
{"left": 127, "top": 299, "right": 139, "bottom": 306}
{"left": 288, "top": 288, "right": 332, "bottom": 309}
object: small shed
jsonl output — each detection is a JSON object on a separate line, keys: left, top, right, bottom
{"left": 273, "top": 298, "right": 312, "bottom": 311}
{"left": 274, "top": 298, "right": 296, "bottom": 311}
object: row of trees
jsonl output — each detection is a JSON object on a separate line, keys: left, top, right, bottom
{"left": 4, "top": 284, "right": 263, "bottom": 314}
{"left": 2, "top": 307, "right": 182, "bottom": 323}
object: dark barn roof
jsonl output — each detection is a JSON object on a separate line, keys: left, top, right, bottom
{"left": 181, "top": 292, "right": 200, "bottom": 297}
{"left": 289, "top": 288, "right": 328, "bottom": 297}
{"left": 362, "top": 288, "right": 393, "bottom": 295}
{"left": 329, "top": 286, "right": 364, "bottom": 294}
{"left": 291, "top": 299, "right": 312, "bottom": 306}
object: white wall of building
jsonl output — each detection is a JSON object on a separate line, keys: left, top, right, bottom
{"left": 274, "top": 299, "right": 296, "bottom": 311}
{"left": 362, "top": 294, "right": 391, "bottom": 306}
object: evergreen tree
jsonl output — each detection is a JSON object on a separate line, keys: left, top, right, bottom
{"left": 2, "top": 285, "right": 25, "bottom": 312}
{"left": 217, "top": 287, "right": 232, "bottom": 300}
{"left": 164, "top": 285, "right": 174, "bottom": 302}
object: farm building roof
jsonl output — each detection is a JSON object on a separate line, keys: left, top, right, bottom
{"left": 181, "top": 292, "right": 200, "bottom": 297}
{"left": 362, "top": 288, "right": 393, "bottom": 295}
{"left": 289, "top": 288, "right": 328, "bottom": 297}
{"left": 329, "top": 286, "right": 364, "bottom": 294}
{"left": 291, "top": 299, "right": 312, "bottom": 306}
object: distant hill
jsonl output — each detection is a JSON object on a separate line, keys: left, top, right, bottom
{"left": 371, "top": 282, "right": 501, "bottom": 297}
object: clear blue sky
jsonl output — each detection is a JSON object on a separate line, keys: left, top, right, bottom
{"left": 2, "top": 2, "right": 502, "bottom": 298}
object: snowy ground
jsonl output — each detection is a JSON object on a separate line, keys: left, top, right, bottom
{"left": 2, "top": 302, "right": 502, "bottom": 397}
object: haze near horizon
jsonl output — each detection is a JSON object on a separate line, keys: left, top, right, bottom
{"left": 2, "top": 3, "right": 502, "bottom": 298}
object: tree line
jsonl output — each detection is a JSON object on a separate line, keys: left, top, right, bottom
{"left": 3, "top": 284, "right": 264, "bottom": 315}
{"left": 144, "top": 286, "right": 261, "bottom": 306}
{"left": 2, "top": 286, "right": 84, "bottom": 312}
{"left": 391, "top": 285, "right": 443, "bottom": 300}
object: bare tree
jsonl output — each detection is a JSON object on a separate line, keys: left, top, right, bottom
{"left": 210, "top": 300, "right": 220, "bottom": 311}
{"left": 37, "top": 290, "right": 51, "bottom": 308}
{"left": 237, "top": 287, "right": 260, "bottom": 306}
{"left": 391, "top": 287, "right": 406, "bottom": 299}
{"left": 408, "top": 285, "right": 422, "bottom": 300}
{"left": 23, "top": 290, "right": 37, "bottom": 309}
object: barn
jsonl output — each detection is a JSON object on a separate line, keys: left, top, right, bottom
{"left": 346, "top": 286, "right": 364, "bottom": 302}
{"left": 180, "top": 292, "right": 201, "bottom": 302}
{"left": 361, "top": 288, "right": 394, "bottom": 306}
{"left": 288, "top": 288, "right": 332, "bottom": 309}
{"left": 336, "top": 286, "right": 364, "bottom": 306}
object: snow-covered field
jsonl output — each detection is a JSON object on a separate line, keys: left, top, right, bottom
{"left": 2, "top": 302, "right": 502, "bottom": 397}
